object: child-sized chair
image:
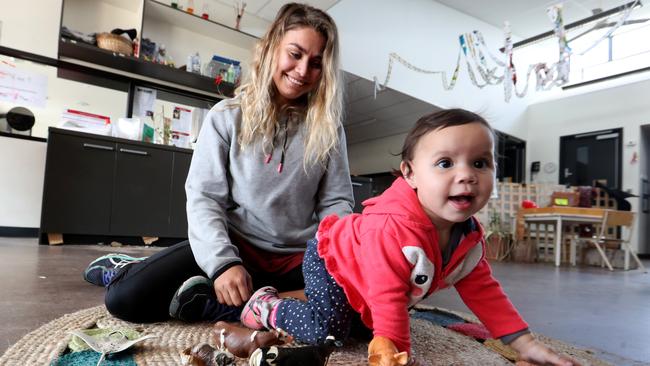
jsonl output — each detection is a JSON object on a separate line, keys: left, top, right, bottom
{"left": 572, "top": 210, "right": 646, "bottom": 272}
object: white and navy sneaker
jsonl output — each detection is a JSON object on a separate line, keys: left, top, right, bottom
{"left": 83, "top": 253, "right": 145, "bottom": 287}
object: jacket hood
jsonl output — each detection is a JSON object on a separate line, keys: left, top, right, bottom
{"left": 362, "top": 177, "right": 434, "bottom": 230}
{"left": 362, "top": 177, "right": 484, "bottom": 237}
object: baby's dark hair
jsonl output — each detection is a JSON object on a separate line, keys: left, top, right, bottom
{"left": 396, "top": 108, "right": 495, "bottom": 177}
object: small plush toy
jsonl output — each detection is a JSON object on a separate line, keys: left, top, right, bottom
{"left": 213, "top": 321, "right": 292, "bottom": 359}
{"left": 248, "top": 336, "right": 341, "bottom": 366}
{"left": 367, "top": 336, "right": 409, "bottom": 366}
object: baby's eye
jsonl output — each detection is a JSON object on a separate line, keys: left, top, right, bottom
{"left": 473, "top": 159, "right": 490, "bottom": 169}
{"left": 435, "top": 159, "right": 453, "bottom": 169}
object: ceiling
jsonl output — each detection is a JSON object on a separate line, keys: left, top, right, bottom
{"left": 342, "top": 72, "right": 439, "bottom": 145}
{"left": 214, "top": 0, "right": 341, "bottom": 22}
{"left": 435, "top": 0, "right": 650, "bottom": 40}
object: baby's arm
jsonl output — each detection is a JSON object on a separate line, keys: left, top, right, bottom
{"left": 510, "top": 333, "right": 580, "bottom": 366}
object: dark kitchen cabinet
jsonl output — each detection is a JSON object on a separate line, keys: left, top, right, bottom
{"left": 40, "top": 132, "right": 115, "bottom": 235}
{"left": 110, "top": 142, "right": 174, "bottom": 237}
{"left": 39, "top": 127, "right": 192, "bottom": 243}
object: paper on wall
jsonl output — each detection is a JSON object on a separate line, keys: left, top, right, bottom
{"left": 132, "top": 86, "right": 156, "bottom": 119}
{"left": 171, "top": 106, "right": 192, "bottom": 148}
{"left": 0, "top": 64, "right": 48, "bottom": 108}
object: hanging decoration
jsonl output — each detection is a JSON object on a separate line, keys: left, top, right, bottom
{"left": 372, "top": 1, "right": 639, "bottom": 102}
{"left": 234, "top": 0, "right": 246, "bottom": 31}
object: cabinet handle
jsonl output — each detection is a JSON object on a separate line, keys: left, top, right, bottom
{"left": 83, "top": 143, "right": 114, "bottom": 151}
{"left": 119, "top": 148, "right": 149, "bottom": 156}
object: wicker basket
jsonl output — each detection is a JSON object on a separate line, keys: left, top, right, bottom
{"left": 96, "top": 32, "right": 133, "bottom": 56}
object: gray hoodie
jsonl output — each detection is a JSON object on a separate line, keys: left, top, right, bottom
{"left": 185, "top": 98, "right": 354, "bottom": 280}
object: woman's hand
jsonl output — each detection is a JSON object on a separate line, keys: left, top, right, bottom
{"left": 214, "top": 265, "right": 253, "bottom": 306}
{"left": 510, "top": 334, "right": 580, "bottom": 366}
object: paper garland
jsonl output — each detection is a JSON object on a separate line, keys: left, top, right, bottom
{"left": 373, "top": 1, "right": 639, "bottom": 102}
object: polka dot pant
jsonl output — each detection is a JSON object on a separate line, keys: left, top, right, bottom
{"left": 275, "top": 238, "right": 355, "bottom": 344}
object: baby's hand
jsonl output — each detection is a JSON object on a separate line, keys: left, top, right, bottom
{"left": 510, "top": 334, "right": 580, "bottom": 366}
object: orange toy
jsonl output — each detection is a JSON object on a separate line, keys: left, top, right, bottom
{"left": 368, "top": 336, "right": 409, "bottom": 366}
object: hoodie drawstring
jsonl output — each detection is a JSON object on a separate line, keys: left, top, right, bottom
{"left": 264, "top": 121, "right": 288, "bottom": 173}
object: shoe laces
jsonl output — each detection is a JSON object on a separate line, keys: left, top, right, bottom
{"left": 109, "top": 257, "right": 138, "bottom": 269}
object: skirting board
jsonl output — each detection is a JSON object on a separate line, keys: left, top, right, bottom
{"left": 0, "top": 226, "right": 39, "bottom": 237}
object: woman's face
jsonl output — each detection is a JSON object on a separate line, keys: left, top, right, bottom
{"left": 272, "top": 27, "right": 325, "bottom": 106}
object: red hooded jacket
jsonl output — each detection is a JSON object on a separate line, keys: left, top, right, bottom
{"left": 317, "top": 177, "right": 527, "bottom": 353}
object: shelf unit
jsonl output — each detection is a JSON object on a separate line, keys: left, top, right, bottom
{"left": 59, "top": 0, "right": 259, "bottom": 99}
{"left": 59, "top": 37, "right": 235, "bottom": 98}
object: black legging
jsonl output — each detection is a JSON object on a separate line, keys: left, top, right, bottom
{"left": 104, "top": 240, "right": 304, "bottom": 323}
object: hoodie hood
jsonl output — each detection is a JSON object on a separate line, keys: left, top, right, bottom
{"left": 361, "top": 177, "right": 434, "bottom": 230}
{"left": 362, "top": 177, "right": 484, "bottom": 237}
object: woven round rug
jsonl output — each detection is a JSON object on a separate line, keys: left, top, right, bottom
{"left": 0, "top": 305, "right": 610, "bottom": 366}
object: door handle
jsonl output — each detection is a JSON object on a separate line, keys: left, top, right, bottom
{"left": 119, "top": 148, "right": 149, "bottom": 156}
{"left": 83, "top": 143, "right": 114, "bottom": 151}
{"left": 564, "top": 168, "right": 573, "bottom": 178}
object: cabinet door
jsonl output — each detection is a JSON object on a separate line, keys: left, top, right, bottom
{"left": 169, "top": 152, "right": 192, "bottom": 238}
{"left": 110, "top": 143, "right": 173, "bottom": 237}
{"left": 41, "top": 133, "right": 115, "bottom": 234}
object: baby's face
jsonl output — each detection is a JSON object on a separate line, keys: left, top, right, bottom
{"left": 402, "top": 122, "right": 495, "bottom": 231}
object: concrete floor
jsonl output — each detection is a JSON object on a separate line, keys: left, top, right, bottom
{"left": 1, "top": 237, "right": 649, "bottom": 365}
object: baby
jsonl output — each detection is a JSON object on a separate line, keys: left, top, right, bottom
{"left": 239, "top": 109, "right": 577, "bottom": 366}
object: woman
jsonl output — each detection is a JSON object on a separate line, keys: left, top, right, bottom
{"left": 84, "top": 3, "right": 354, "bottom": 323}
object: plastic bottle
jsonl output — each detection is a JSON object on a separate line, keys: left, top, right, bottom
{"left": 186, "top": 54, "right": 193, "bottom": 72}
{"left": 171, "top": 0, "right": 178, "bottom": 8}
{"left": 226, "top": 64, "right": 235, "bottom": 83}
{"left": 193, "top": 52, "right": 201, "bottom": 74}
{"left": 186, "top": 0, "right": 194, "bottom": 14}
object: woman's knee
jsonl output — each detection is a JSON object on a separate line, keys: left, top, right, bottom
{"left": 104, "top": 284, "right": 139, "bottom": 321}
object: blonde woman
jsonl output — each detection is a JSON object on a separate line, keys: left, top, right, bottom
{"left": 83, "top": 3, "right": 354, "bottom": 323}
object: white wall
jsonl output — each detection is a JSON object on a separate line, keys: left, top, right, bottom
{"left": 0, "top": 136, "right": 46, "bottom": 228}
{"left": 0, "top": 0, "right": 62, "bottom": 57}
{"left": 526, "top": 78, "right": 650, "bottom": 188}
{"left": 330, "top": 0, "right": 531, "bottom": 174}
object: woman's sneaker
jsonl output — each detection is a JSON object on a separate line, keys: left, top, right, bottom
{"left": 83, "top": 253, "right": 145, "bottom": 287}
{"left": 169, "top": 276, "right": 240, "bottom": 323}
{"left": 240, "top": 286, "right": 282, "bottom": 330}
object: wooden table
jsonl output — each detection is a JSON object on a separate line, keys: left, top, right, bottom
{"left": 521, "top": 207, "right": 608, "bottom": 267}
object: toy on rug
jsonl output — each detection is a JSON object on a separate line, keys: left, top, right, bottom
{"left": 367, "top": 336, "right": 409, "bottom": 366}
{"left": 213, "top": 321, "right": 292, "bottom": 358}
{"left": 68, "top": 328, "right": 157, "bottom": 366}
{"left": 446, "top": 322, "right": 492, "bottom": 340}
{"left": 180, "top": 342, "right": 236, "bottom": 366}
{"left": 248, "top": 335, "right": 341, "bottom": 366}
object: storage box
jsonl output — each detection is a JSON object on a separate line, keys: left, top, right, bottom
{"left": 204, "top": 55, "right": 241, "bottom": 84}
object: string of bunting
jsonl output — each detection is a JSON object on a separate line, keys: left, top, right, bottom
{"left": 373, "top": 1, "right": 639, "bottom": 102}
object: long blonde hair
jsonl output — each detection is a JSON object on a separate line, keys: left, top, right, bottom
{"left": 235, "top": 3, "right": 343, "bottom": 167}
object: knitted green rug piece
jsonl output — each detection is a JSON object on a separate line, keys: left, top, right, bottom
{"left": 51, "top": 350, "right": 135, "bottom": 366}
